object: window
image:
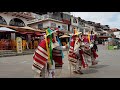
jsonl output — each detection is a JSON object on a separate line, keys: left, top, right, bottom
{"left": 61, "top": 13, "right": 63, "bottom": 18}
{"left": 62, "top": 25, "right": 67, "bottom": 30}
{"left": 73, "top": 18, "right": 78, "bottom": 23}
{"left": 9, "top": 18, "right": 25, "bottom": 27}
{"left": 51, "top": 23, "right": 56, "bottom": 28}
{"left": 38, "top": 23, "right": 43, "bottom": 29}
{"left": 0, "top": 16, "right": 7, "bottom": 25}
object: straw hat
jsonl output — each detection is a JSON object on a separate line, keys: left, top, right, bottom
{"left": 44, "top": 28, "right": 57, "bottom": 37}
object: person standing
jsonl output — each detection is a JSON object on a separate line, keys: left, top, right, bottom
{"left": 32, "top": 28, "right": 68, "bottom": 78}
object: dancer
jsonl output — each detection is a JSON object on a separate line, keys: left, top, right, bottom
{"left": 32, "top": 28, "right": 68, "bottom": 78}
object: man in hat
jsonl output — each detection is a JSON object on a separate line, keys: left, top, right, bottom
{"left": 82, "top": 33, "right": 98, "bottom": 66}
{"left": 68, "top": 28, "right": 87, "bottom": 74}
{"left": 32, "top": 28, "right": 68, "bottom": 78}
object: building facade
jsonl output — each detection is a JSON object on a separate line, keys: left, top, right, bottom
{"left": 28, "top": 12, "right": 71, "bottom": 31}
{"left": 0, "top": 12, "right": 35, "bottom": 27}
{"left": 28, "top": 18, "right": 68, "bottom": 31}
{"left": 70, "top": 16, "right": 79, "bottom": 32}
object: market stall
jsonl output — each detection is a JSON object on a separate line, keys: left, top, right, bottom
{"left": 0, "top": 27, "right": 16, "bottom": 50}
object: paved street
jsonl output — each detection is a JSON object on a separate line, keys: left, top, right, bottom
{"left": 0, "top": 45, "right": 120, "bottom": 78}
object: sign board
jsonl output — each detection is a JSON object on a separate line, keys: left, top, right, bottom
{"left": 16, "top": 37, "right": 22, "bottom": 53}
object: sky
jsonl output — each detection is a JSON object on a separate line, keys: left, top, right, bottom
{"left": 71, "top": 12, "right": 120, "bottom": 29}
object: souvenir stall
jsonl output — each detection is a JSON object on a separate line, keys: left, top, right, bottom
{"left": 16, "top": 27, "right": 45, "bottom": 50}
{"left": 31, "top": 32, "right": 45, "bottom": 49}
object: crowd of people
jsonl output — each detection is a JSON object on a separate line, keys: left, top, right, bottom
{"left": 32, "top": 28, "right": 99, "bottom": 78}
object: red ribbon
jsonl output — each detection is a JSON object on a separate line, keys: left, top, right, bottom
{"left": 79, "top": 50, "right": 88, "bottom": 68}
{"left": 92, "top": 49, "right": 98, "bottom": 60}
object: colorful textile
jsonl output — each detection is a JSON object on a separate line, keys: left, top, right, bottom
{"left": 32, "top": 40, "right": 48, "bottom": 74}
{"left": 32, "top": 39, "right": 63, "bottom": 74}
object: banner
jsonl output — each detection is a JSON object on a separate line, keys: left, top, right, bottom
{"left": 16, "top": 37, "right": 22, "bottom": 53}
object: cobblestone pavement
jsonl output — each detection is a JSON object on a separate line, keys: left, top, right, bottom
{"left": 0, "top": 45, "right": 120, "bottom": 78}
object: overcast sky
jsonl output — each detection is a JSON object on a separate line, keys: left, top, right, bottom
{"left": 71, "top": 12, "right": 120, "bottom": 29}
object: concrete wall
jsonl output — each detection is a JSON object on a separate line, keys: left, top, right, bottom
{"left": 113, "top": 32, "right": 120, "bottom": 38}
{"left": 71, "top": 17, "right": 79, "bottom": 26}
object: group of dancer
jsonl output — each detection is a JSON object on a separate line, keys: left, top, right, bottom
{"left": 32, "top": 28, "right": 98, "bottom": 78}
{"left": 68, "top": 28, "right": 98, "bottom": 74}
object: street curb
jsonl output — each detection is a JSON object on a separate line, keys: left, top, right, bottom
{"left": 0, "top": 53, "right": 34, "bottom": 57}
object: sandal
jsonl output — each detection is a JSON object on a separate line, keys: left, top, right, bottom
{"left": 73, "top": 70, "right": 83, "bottom": 74}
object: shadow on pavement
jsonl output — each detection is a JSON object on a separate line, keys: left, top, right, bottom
{"left": 82, "top": 69, "right": 98, "bottom": 74}
{"left": 93, "top": 65, "right": 109, "bottom": 69}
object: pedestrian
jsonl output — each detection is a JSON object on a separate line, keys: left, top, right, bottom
{"left": 32, "top": 28, "right": 68, "bottom": 78}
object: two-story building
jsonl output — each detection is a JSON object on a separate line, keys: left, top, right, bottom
{"left": 70, "top": 16, "right": 79, "bottom": 33}
{"left": 28, "top": 12, "right": 71, "bottom": 32}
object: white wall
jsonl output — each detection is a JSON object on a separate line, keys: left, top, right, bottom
{"left": 28, "top": 23, "right": 38, "bottom": 28}
{"left": 50, "top": 21, "right": 68, "bottom": 30}
{"left": 28, "top": 21, "right": 50, "bottom": 29}
{"left": 71, "top": 17, "right": 79, "bottom": 26}
{"left": 84, "top": 24, "right": 95, "bottom": 31}
{"left": 28, "top": 20, "right": 68, "bottom": 31}
{"left": 42, "top": 20, "right": 68, "bottom": 30}
{"left": 43, "top": 21, "right": 51, "bottom": 28}
{"left": 70, "top": 25, "right": 79, "bottom": 33}
{"left": 0, "top": 13, "right": 29, "bottom": 26}
{"left": 113, "top": 32, "right": 120, "bottom": 38}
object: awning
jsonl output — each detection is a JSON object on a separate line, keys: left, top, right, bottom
{"left": 0, "top": 27, "right": 16, "bottom": 32}
{"left": 36, "top": 29, "right": 46, "bottom": 33}
{"left": 0, "top": 24, "right": 45, "bottom": 32}
{"left": 35, "top": 32, "right": 44, "bottom": 36}
{"left": 0, "top": 24, "right": 18, "bottom": 30}
{"left": 17, "top": 26, "right": 37, "bottom": 32}
{"left": 18, "top": 32, "right": 34, "bottom": 34}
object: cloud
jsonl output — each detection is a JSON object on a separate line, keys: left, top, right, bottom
{"left": 71, "top": 12, "right": 120, "bottom": 29}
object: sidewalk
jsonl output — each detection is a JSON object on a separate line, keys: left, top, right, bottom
{"left": 0, "top": 49, "right": 35, "bottom": 57}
